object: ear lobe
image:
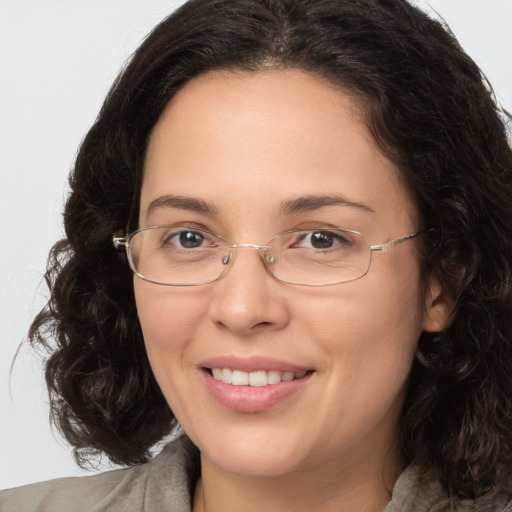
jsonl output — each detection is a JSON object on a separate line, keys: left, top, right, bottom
{"left": 422, "top": 273, "right": 454, "bottom": 332}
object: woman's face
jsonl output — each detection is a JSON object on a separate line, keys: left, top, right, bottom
{"left": 135, "top": 69, "right": 448, "bottom": 478}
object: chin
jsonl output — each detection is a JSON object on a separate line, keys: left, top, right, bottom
{"left": 209, "top": 450, "right": 304, "bottom": 478}
{"left": 194, "top": 428, "right": 311, "bottom": 478}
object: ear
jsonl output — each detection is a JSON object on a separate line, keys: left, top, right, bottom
{"left": 421, "top": 273, "right": 454, "bottom": 332}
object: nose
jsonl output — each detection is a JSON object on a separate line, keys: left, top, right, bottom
{"left": 208, "top": 246, "right": 290, "bottom": 336}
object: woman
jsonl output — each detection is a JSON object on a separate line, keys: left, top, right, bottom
{"left": 2, "top": 0, "right": 512, "bottom": 510}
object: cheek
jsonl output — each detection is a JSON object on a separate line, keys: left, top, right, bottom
{"left": 302, "top": 258, "right": 422, "bottom": 340}
{"left": 300, "top": 259, "right": 424, "bottom": 395}
{"left": 135, "top": 280, "right": 204, "bottom": 338}
{"left": 134, "top": 281, "right": 216, "bottom": 435}
{"left": 134, "top": 281, "right": 207, "bottom": 382}
{"left": 301, "top": 288, "right": 421, "bottom": 375}
{"left": 308, "top": 287, "right": 421, "bottom": 435}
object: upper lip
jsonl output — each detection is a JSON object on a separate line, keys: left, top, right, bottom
{"left": 200, "top": 356, "right": 312, "bottom": 373}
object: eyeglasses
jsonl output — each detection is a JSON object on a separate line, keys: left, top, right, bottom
{"left": 113, "top": 226, "right": 420, "bottom": 287}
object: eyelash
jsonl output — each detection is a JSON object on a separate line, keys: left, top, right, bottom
{"left": 160, "top": 227, "right": 354, "bottom": 252}
{"left": 292, "top": 231, "right": 352, "bottom": 250}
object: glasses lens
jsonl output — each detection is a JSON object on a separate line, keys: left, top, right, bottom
{"left": 128, "top": 226, "right": 227, "bottom": 285}
{"left": 126, "top": 226, "right": 371, "bottom": 286}
{"left": 267, "top": 228, "right": 371, "bottom": 285}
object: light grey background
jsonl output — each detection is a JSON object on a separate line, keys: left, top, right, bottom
{"left": 1, "top": 0, "right": 511, "bottom": 490}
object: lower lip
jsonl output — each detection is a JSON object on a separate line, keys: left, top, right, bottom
{"left": 202, "top": 370, "right": 313, "bottom": 414}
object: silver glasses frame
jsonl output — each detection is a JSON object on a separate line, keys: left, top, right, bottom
{"left": 113, "top": 227, "right": 420, "bottom": 287}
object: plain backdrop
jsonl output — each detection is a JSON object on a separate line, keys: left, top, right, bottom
{"left": 1, "top": 0, "right": 511, "bottom": 490}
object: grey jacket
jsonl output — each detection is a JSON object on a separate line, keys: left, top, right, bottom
{"left": 1, "top": 437, "right": 511, "bottom": 511}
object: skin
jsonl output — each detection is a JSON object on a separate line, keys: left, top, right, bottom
{"left": 135, "top": 69, "right": 451, "bottom": 512}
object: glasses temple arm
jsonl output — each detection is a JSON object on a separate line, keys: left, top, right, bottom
{"left": 370, "top": 232, "right": 420, "bottom": 252}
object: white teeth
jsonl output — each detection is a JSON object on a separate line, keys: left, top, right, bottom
{"left": 281, "top": 371, "right": 295, "bottom": 382}
{"left": 211, "top": 368, "right": 308, "bottom": 386}
{"left": 231, "top": 370, "right": 249, "bottom": 385}
{"left": 267, "top": 370, "right": 282, "bottom": 385}
{"left": 221, "top": 368, "right": 232, "bottom": 384}
{"left": 248, "top": 371, "right": 267, "bottom": 387}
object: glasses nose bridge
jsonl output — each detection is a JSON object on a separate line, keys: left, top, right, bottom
{"left": 229, "top": 243, "right": 271, "bottom": 251}
{"left": 222, "top": 242, "right": 275, "bottom": 275}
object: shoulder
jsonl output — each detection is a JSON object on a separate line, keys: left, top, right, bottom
{"left": 0, "top": 437, "right": 194, "bottom": 512}
{"left": 385, "top": 466, "right": 512, "bottom": 512}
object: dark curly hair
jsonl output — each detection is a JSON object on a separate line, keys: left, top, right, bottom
{"left": 30, "top": 0, "right": 512, "bottom": 500}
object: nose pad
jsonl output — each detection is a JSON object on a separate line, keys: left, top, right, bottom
{"left": 218, "top": 244, "right": 274, "bottom": 281}
{"left": 209, "top": 245, "right": 289, "bottom": 334}
{"left": 215, "top": 250, "right": 235, "bottom": 283}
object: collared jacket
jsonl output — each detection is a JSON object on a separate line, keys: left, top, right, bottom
{"left": 1, "top": 437, "right": 511, "bottom": 512}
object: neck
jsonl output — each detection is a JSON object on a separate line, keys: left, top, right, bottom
{"left": 192, "top": 446, "right": 403, "bottom": 512}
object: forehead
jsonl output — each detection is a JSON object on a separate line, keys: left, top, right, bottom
{"left": 141, "top": 69, "right": 417, "bottom": 232}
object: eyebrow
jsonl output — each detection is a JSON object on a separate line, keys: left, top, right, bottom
{"left": 144, "top": 193, "right": 374, "bottom": 219}
{"left": 279, "top": 195, "right": 375, "bottom": 215}
{"left": 145, "top": 194, "right": 218, "bottom": 218}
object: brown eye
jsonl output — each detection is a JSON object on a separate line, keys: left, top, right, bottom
{"left": 310, "top": 231, "right": 336, "bottom": 249}
{"left": 178, "top": 231, "right": 205, "bottom": 248}
{"left": 163, "top": 230, "right": 206, "bottom": 249}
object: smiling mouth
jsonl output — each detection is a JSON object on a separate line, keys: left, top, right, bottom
{"left": 206, "top": 368, "right": 312, "bottom": 387}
